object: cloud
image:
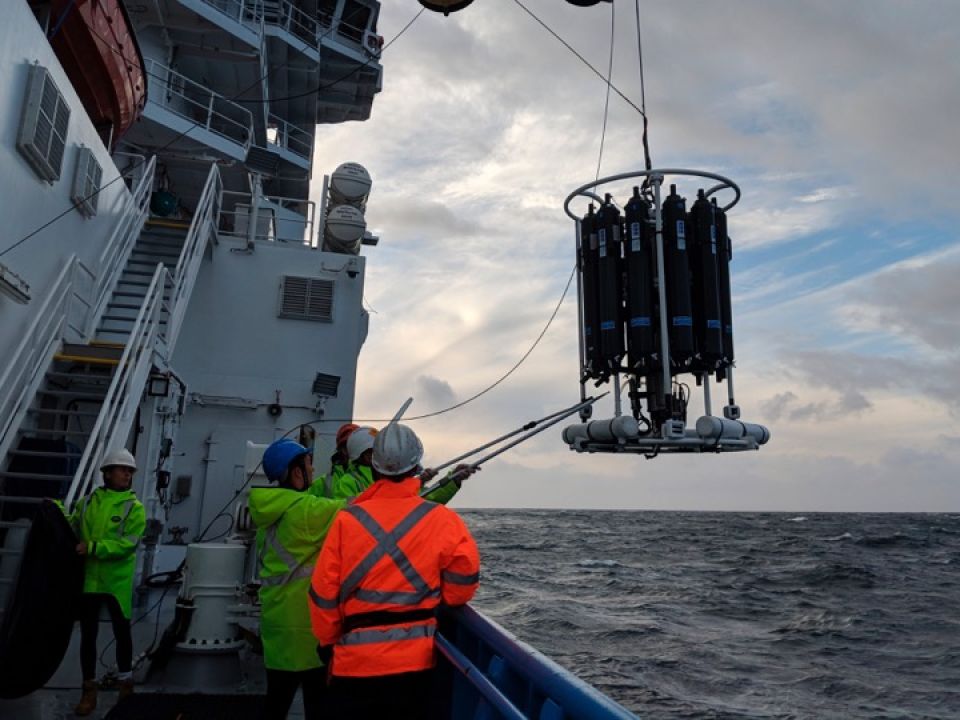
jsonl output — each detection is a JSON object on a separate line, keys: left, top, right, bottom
{"left": 415, "top": 374, "right": 457, "bottom": 410}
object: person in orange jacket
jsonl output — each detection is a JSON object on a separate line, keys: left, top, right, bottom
{"left": 309, "top": 421, "right": 480, "bottom": 719}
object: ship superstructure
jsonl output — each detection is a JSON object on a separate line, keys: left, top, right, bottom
{"left": 0, "top": 2, "right": 642, "bottom": 717}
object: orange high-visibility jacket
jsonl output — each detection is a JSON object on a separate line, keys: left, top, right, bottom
{"left": 309, "top": 477, "right": 480, "bottom": 677}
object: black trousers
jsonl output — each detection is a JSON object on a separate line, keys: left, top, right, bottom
{"left": 262, "top": 667, "right": 328, "bottom": 720}
{"left": 325, "top": 669, "right": 434, "bottom": 720}
{"left": 79, "top": 593, "right": 132, "bottom": 681}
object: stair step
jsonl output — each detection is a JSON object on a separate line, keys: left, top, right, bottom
{"left": 100, "top": 315, "right": 167, "bottom": 323}
{"left": 36, "top": 389, "right": 106, "bottom": 400}
{"left": 107, "top": 302, "right": 148, "bottom": 310}
{"left": 45, "top": 370, "right": 114, "bottom": 380}
{"left": 0, "top": 470, "right": 73, "bottom": 480}
{"left": 132, "top": 247, "right": 181, "bottom": 257}
{"left": 58, "top": 342, "right": 124, "bottom": 362}
{"left": 7, "top": 449, "right": 83, "bottom": 459}
{"left": 27, "top": 408, "right": 100, "bottom": 418}
{"left": 17, "top": 429, "right": 91, "bottom": 437}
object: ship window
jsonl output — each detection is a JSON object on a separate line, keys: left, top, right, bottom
{"left": 279, "top": 276, "right": 335, "bottom": 322}
{"left": 339, "top": 1, "right": 371, "bottom": 43}
{"left": 71, "top": 146, "right": 103, "bottom": 217}
{"left": 312, "top": 372, "right": 340, "bottom": 398}
{"left": 17, "top": 64, "right": 70, "bottom": 183}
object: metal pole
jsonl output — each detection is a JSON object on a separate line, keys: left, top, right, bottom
{"left": 574, "top": 219, "right": 587, "bottom": 405}
{"left": 703, "top": 374, "right": 712, "bottom": 417}
{"left": 613, "top": 372, "right": 622, "bottom": 417}
{"left": 726, "top": 366, "right": 735, "bottom": 407}
{"left": 431, "top": 396, "right": 605, "bottom": 473}
{"left": 652, "top": 174, "right": 672, "bottom": 404}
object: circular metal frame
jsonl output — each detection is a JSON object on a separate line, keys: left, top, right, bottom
{"left": 563, "top": 168, "right": 741, "bottom": 221}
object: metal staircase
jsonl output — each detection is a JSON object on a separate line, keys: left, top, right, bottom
{"left": 0, "top": 161, "right": 222, "bottom": 624}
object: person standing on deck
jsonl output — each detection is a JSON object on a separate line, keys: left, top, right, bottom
{"left": 248, "top": 439, "right": 348, "bottom": 720}
{"left": 317, "top": 422, "right": 359, "bottom": 497}
{"left": 309, "top": 423, "right": 480, "bottom": 720}
{"left": 67, "top": 448, "right": 146, "bottom": 717}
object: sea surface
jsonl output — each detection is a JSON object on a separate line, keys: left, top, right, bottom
{"left": 461, "top": 511, "right": 960, "bottom": 719}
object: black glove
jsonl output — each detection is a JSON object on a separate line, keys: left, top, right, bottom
{"left": 317, "top": 644, "right": 333, "bottom": 666}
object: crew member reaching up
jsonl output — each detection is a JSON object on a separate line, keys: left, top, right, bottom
{"left": 309, "top": 422, "right": 480, "bottom": 719}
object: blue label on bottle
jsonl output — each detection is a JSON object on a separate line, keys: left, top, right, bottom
{"left": 601, "top": 321, "right": 616, "bottom": 331}
{"left": 677, "top": 220, "right": 686, "bottom": 251}
{"left": 707, "top": 319, "right": 722, "bottom": 329}
{"left": 630, "top": 317, "right": 651, "bottom": 327}
{"left": 672, "top": 316, "right": 692, "bottom": 327}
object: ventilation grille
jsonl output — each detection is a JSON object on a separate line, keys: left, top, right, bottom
{"left": 279, "top": 276, "right": 334, "bottom": 322}
{"left": 312, "top": 372, "right": 340, "bottom": 398}
{"left": 17, "top": 65, "right": 70, "bottom": 183}
{"left": 71, "top": 147, "right": 102, "bottom": 217}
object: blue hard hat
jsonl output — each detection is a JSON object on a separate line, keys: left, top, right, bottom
{"left": 263, "top": 439, "right": 311, "bottom": 482}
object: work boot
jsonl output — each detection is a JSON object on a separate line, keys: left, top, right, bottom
{"left": 74, "top": 680, "right": 98, "bottom": 716}
{"left": 118, "top": 677, "right": 135, "bottom": 701}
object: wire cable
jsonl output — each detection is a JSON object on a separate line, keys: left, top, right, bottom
{"left": 0, "top": 6, "right": 421, "bottom": 258}
{"left": 634, "top": 0, "right": 653, "bottom": 173}
{"left": 593, "top": 0, "right": 615, "bottom": 187}
{"left": 510, "top": 0, "right": 645, "bottom": 119}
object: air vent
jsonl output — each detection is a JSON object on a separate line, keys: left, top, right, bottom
{"left": 279, "top": 276, "right": 334, "bottom": 322}
{"left": 71, "top": 147, "right": 103, "bottom": 217}
{"left": 312, "top": 372, "right": 340, "bottom": 398}
{"left": 17, "top": 64, "right": 70, "bottom": 183}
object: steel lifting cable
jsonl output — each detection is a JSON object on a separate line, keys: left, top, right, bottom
{"left": 0, "top": 6, "right": 424, "bottom": 258}
{"left": 593, "top": 0, "right": 615, "bottom": 188}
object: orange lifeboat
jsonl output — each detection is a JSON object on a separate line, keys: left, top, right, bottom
{"left": 46, "top": 0, "right": 146, "bottom": 145}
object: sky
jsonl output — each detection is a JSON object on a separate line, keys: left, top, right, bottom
{"left": 310, "top": 0, "right": 960, "bottom": 511}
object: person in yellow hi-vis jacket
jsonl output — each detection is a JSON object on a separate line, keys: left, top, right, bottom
{"left": 66, "top": 448, "right": 146, "bottom": 716}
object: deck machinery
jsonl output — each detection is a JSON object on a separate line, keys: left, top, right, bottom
{"left": 563, "top": 170, "right": 770, "bottom": 456}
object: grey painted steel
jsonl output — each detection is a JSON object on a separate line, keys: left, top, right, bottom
{"left": 703, "top": 373, "right": 713, "bottom": 417}
{"left": 434, "top": 634, "right": 530, "bottom": 720}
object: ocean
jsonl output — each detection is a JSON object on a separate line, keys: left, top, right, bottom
{"left": 461, "top": 510, "right": 960, "bottom": 719}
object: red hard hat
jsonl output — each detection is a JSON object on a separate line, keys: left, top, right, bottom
{"left": 336, "top": 423, "right": 360, "bottom": 448}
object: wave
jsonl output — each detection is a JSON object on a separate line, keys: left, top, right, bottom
{"left": 787, "top": 516, "right": 808, "bottom": 522}
{"left": 855, "top": 533, "right": 928, "bottom": 549}
{"left": 827, "top": 532, "right": 855, "bottom": 542}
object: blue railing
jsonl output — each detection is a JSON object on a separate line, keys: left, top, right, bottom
{"left": 436, "top": 606, "right": 638, "bottom": 720}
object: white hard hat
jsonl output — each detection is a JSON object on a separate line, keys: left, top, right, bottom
{"left": 100, "top": 448, "right": 137, "bottom": 472}
{"left": 371, "top": 423, "right": 423, "bottom": 476}
{"left": 346, "top": 426, "right": 378, "bottom": 461}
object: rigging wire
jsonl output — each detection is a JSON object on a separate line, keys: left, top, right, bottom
{"left": 634, "top": 0, "right": 653, "bottom": 174}
{"left": 593, "top": 0, "right": 615, "bottom": 187}
{"left": 0, "top": 6, "right": 423, "bottom": 258}
{"left": 510, "top": 0, "right": 645, "bottom": 120}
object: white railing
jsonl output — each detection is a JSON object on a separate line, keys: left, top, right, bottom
{"left": 218, "top": 189, "right": 315, "bottom": 246}
{"left": 65, "top": 264, "right": 172, "bottom": 508}
{"left": 196, "top": 0, "right": 264, "bottom": 31}
{"left": 65, "top": 165, "right": 222, "bottom": 507}
{"left": 145, "top": 59, "right": 254, "bottom": 151}
{"left": 0, "top": 256, "right": 81, "bottom": 465}
{"left": 87, "top": 156, "right": 156, "bottom": 339}
{"left": 267, "top": 113, "right": 313, "bottom": 160}
{"left": 264, "top": 0, "right": 317, "bottom": 47}
{"left": 166, "top": 165, "right": 223, "bottom": 350}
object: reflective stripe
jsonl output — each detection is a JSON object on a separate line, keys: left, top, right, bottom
{"left": 354, "top": 587, "right": 440, "bottom": 605}
{"left": 338, "top": 623, "right": 436, "bottom": 646}
{"left": 442, "top": 570, "right": 479, "bottom": 585}
{"left": 261, "top": 563, "right": 315, "bottom": 587}
{"left": 339, "top": 502, "right": 438, "bottom": 604}
{"left": 310, "top": 585, "right": 339, "bottom": 609}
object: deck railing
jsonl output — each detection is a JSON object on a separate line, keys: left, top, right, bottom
{"left": 0, "top": 256, "right": 83, "bottom": 466}
{"left": 195, "top": 0, "right": 264, "bottom": 32}
{"left": 65, "top": 165, "right": 222, "bottom": 507}
{"left": 263, "top": 0, "right": 317, "bottom": 47}
{"left": 87, "top": 156, "right": 156, "bottom": 339}
{"left": 145, "top": 59, "right": 254, "bottom": 151}
{"left": 267, "top": 113, "right": 314, "bottom": 160}
{"left": 167, "top": 165, "right": 222, "bottom": 350}
{"left": 218, "top": 189, "right": 315, "bottom": 246}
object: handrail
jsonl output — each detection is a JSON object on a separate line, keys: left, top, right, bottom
{"left": 145, "top": 59, "right": 254, "bottom": 151}
{"left": 267, "top": 113, "right": 313, "bottom": 160}
{"left": 166, "top": 164, "right": 222, "bottom": 349}
{"left": 0, "top": 256, "right": 79, "bottom": 465}
{"left": 197, "top": 0, "right": 264, "bottom": 29}
{"left": 264, "top": 0, "right": 317, "bottom": 47}
{"left": 218, "top": 189, "right": 315, "bottom": 246}
{"left": 87, "top": 155, "right": 156, "bottom": 338}
{"left": 66, "top": 263, "right": 171, "bottom": 508}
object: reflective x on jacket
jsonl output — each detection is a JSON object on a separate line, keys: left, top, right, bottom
{"left": 67, "top": 487, "right": 145, "bottom": 619}
{"left": 248, "top": 486, "right": 346, "bottom": 671}
{"left": 309, "top": 477, "right": 479, "bottom": 678}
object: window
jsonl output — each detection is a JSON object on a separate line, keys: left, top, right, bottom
{"left": 71, "top": 146, "right": 103, "bottom": 217}
{"left": 278, "top": 276, "right": 334, "bottom": 322}
{"left": 17, "top": 64, "right": 70, "bottom": 183}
